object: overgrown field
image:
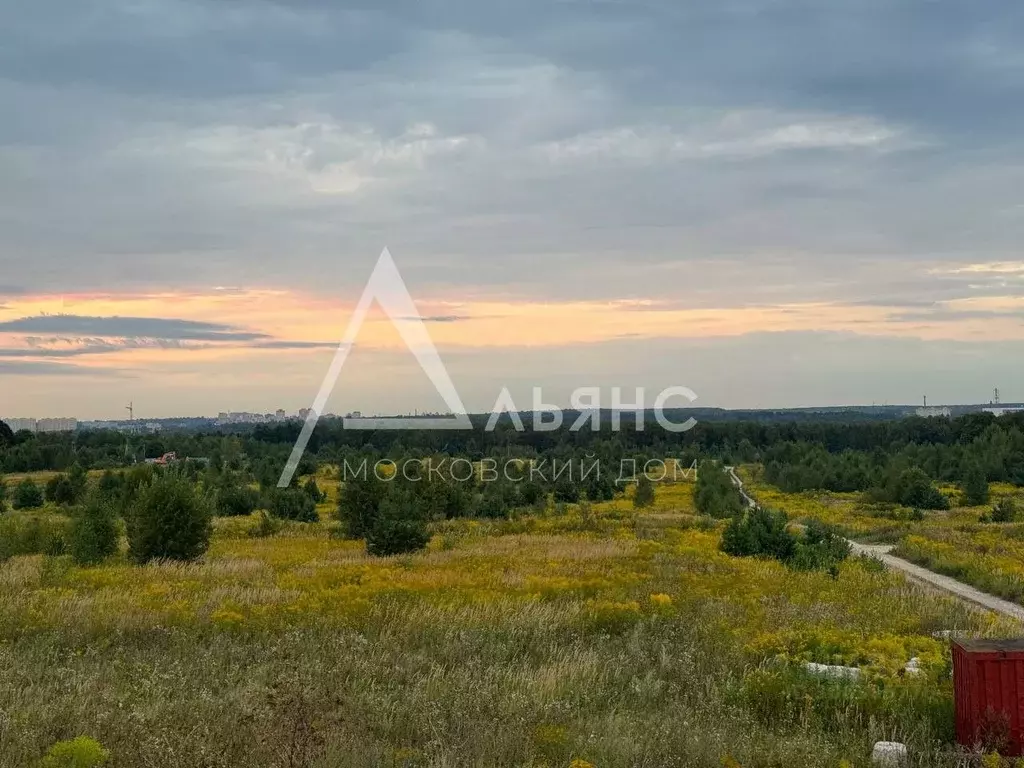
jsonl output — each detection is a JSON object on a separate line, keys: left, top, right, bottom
{"left": 0, "top": 473, "right": 1010, "bottom": 767}
{"left": 745, "top": 468, "right": 1024, "bottom": 607}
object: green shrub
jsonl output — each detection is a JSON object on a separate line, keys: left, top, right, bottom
{"left": 0, "top": 514, "right": 69, "bottom": 561}
{"left": 127, "top": 474, "right": 212, "bottom": 563}
{"left": 249, "top": 510, "right": 283, "bottom": 538}
{"left": 215, "top": 484, "right": 259, "bottom": 517}
{"left": 337, "top": 475, "right": 386, "bottom": 539}
{"left": 45, "top": 475, "right": 80, "bottom": 506}
{"left": 68, "top": 496, "right": 120, "bottom": 566}
{"left": 365, "top": 488, "right": 430, "bottom": 557}
{"left": 552, "top": 477, "right": 580, "bottom": 504}
{"left": 268, "top": 488, "right": 318, "bottom": 522}
{"left": 12, "top": 478, "right": 44, "bottom": 510}
{"left": 694, "top": 463, "right": 744, "bottom": 518}
{"left": 962, "top": 463, "right": 990, "bottom": 506}
{"left": 992, "top": 498, "right": 1018, "bottom": 523}
{"left": 720, "top": 508, "right": 849, "bottom": 573}
{"left": 720, "top": 507, "right": 795, "bottom": 561}
{"left": 633, "top": 475, "right": 655, "bottom": 508}
{"left": 40, "top": 736, "right": 110, "bottom": 768}
{"left": 789, "top": 519, "right": 851, "bottom": 572}
{"left": 302, "top": 477, "right": 324, "bottom": 503}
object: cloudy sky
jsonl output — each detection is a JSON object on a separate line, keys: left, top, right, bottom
{"left": 2, "top": 0, "right": 1023, "bottom": 420}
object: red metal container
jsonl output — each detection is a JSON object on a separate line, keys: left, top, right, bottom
{"left": 953, "top": 638, "right": 1024, "bottom": 755}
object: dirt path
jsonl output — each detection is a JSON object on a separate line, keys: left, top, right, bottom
{"left": 724, "top": 466, "right": 1024, "bottom": 623}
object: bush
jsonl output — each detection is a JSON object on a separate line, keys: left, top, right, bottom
{"left": 0, "top": 479, "right": 6, "bottom": 513}
{"left": 215, "top": 484, "right": 259, "bottom": 517}
{"left": 45, "top": 474, "right": 80, "bottom": 506}
{"left": 337, "top": 475, "right": 386, "bottom": 539}
{"left": 552, "top": 477, "right": 580, "bottom": 504}
{"left": 302, "top": 477, "right": 324, "bottom": 503}
{"left": 68, "top": 497, "right": 120, "bottom": 565}
{"left": 0, "top": 514, "right": 68, "bottom": 561}
{"left": 962, "top": 463, "right": 990, "bottom": 506}
{"left": 249, "top": 510, "right": 283, "bottom": 538}
{"left": 12, "top": 478, "right": 44, "bottom": 510}
{"left": 365, "top": 488, "right": 430, "bottom": 556}
{"left": 720, "top": 507, "right": 795, "bottom": 561}
{"left": 992, "top": 498, "right": 1018, "bottom": 523}
{"left": 40, "top": 736, "right": 110, "bottom": 768}
{"left": 633, "top": 475, "right": 655, "bottom": 508}
{"left": 268, "top": 488, "right": 318, "bottom": 522}
{"left": 789, "top": 519, "right": 851, "bottom": 572}
{"left": 720, "top": 508, "right": 850, "bottom": 573}
{"left": 127, "top": 474, "right": 212, "bottom": 563}
{"left": 695, "top": 463, "right": 744, "bottom": 518}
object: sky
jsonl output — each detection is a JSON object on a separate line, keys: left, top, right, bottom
{"left": 2, "top": 0, "right": 1024, "bottom": 420}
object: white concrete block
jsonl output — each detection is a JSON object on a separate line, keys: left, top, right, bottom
{"left": 803, "top": 662, "right": 861, "bottom": 680}
{"left": 871, "top": 741, "right": 907, "bottom": 766}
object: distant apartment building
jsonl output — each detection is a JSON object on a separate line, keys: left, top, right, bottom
{"left": 2, "top": 417, "right": 77, "bottom": 433}
{"left": 4, "top": 417, "right": 38, "bottom": 433}
{"left": 984, "top": 406, "right": 1024, "bottom": 417}
{"left": 37, "top": 417, "right": 77, "bottom": 433}
{"left": 215, "top": 409, "right": 291, "bottom": 426}
{"left": 916, "top": 406, "right": 952, "bottom": 418}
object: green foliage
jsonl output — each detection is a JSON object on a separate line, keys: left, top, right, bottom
{"left": 12, "top": 478, "right": 44, "bottom": 510}
{"left": 127, "top": 474, "right": 212, "bottom": 563}
{"left": 97, "top": 470, "right": 121, "bottom": 498}
{"left": 552, "top": 476, "right": 580, "bottom": 504}
{"left": 268, "top": 488, "right": 318, "bottom": 522}
{"left": 0, "top": 478, "right": 6, "bottom": 513}
{"left": 962, "top": 463, "right": 990, "bottom": 506}
{"left": 720, "top": 509, "right": 849, "bottom": 573}
{"left": 694, "top": 463, "right": 744, "bottom": 518}
{"left": 215, "top": 483, "right": 259, "bottom": 517}
{"left": 45, "top": 474, "right": 80, "bottom": 506}
{"left": 302, "top": 477, "right": 324, "bottom": 503}
{"left": 992, "top": 498, "right": 1018, "bottom": 523}
{"left": 633, "top": 475, "right": 655, "bottom": 509}
{"left": 789, "top": 520, "right": 852, "bottom": 572}
{"left": 40, "top": 736, "right": 110, "bottom": 768}
{"left": 720, "top": 507, "right": 795, "bottom": 561}
{"left": 0, "top": 514, "right": 68, "bottom": 561}
{"left": 337, "top": 474, "right": 386, "bottom": 538}
{"left": 68, "top": 496, "right": 120, "bottom": 566}
{"left": 883, "top": 467, "right": 950, "bottom": 510}
{"left": 365, "top": 487, "right": 430, "bottom": 557}
{"left": 249, "top": 510, "right": 283, "bottom": 538}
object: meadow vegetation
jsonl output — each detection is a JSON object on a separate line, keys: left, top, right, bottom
{"left": 1, "top": 414, "right": 1024, "bottom": 765}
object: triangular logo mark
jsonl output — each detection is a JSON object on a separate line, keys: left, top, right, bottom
{"left": 278, "top": 248, "right": 471, "bottom": 487}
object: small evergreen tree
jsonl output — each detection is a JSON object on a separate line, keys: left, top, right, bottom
{"left": 365, "top": 487, "right": 430, "bottom": 556}
{"left": 127, "top": 474, "right": 212, "bottom": 563}
{"left": 633, "top": 475, "right": 655, "bottom": 508}
{"left": 69, "top": 496, "right": 120, "bottom": 565}
{"left": 337, "top": 475, "right": 386, "bottom": 538}
{"left": 268, "top": 488, "right": 318, "bottom": 522}
{"left": 12, "top": 478, "right": 44, "bottom": 510}
{"left": 302, "top": 477, "right": 324, "bottom": 504}
{"left": 962, "top": 463, "right": 990, "bottom": 506}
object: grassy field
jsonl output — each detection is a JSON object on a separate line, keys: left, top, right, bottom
{"left": 0, "top": 472, "right": 1015, "bottom": 766}
{"left": 742, "top": 466, "right": 1024, "bottom": 610}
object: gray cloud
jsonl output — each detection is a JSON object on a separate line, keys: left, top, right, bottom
{"left": 1, "top": 1, "right": 1023, "bottom": 411}
{"left": 0, "top": 315, "right": 267, "bottom": 342}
